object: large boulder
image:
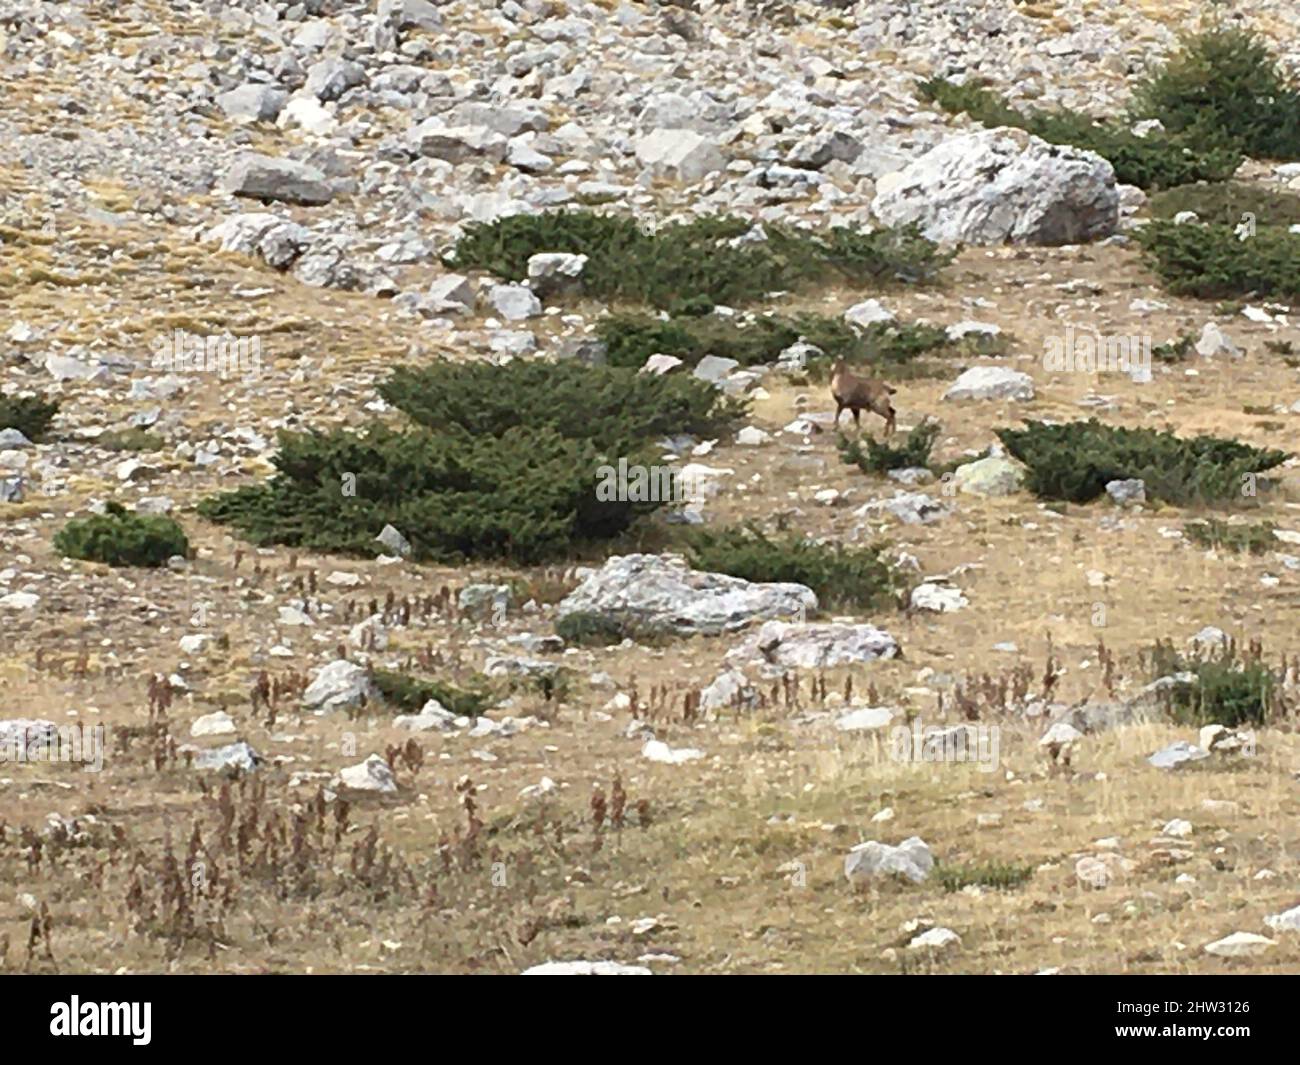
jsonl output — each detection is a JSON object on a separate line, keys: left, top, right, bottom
{"left": 556, "top": 554, "right": 816, "bottom": 637}
{"left": 634, "top": 128, "right": 726, "bottom": 184}
{"left": 943, "top": 366, "right": 1035, "bottom": 401}
{"left": 303, "top": 659, "right": 377, "bottom": 713}
{"left": 218, "top": 153, "right": 334, "bottom": 206}
{"left": 872, "top": 128, "right": 1119, "bottom": 245}
{"left": 844, "top": 837, "right": 934, "bottom": 885}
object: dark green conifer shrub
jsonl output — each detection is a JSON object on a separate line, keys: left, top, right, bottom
{"left": 445, "top": 210, "right": 951, "bottom": 309}
{"left": 0, "top": 394, "right": 59, "bottom": 441}
{"left": 682, "top": 524, "right": 903, "bottom": 611}
{"left": 995, "top": 419, "right": 1288, "bottom": 506}
{"left": 54, "top": 502, "right": 189, "bottom": 568}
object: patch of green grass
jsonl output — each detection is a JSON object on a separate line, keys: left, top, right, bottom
{"left": 1135, "top": 220, "right": 1300, "bottom": 299}
{"left": 682, "top": 523, "right": 903, "bottom": 612}
{"left": 0, "top": 394, "right": 59, "bottom": 440}
{"left": 918, "top": 76, "right": 1241, "bottom": 190}
{"left": 555, "top": 611, "right": 634, "bottom": 647}
{"left": 936, "top": 861, "right": 1035, "bottom": 894}
{"left": 1153, "top": 334, "right": 1196, "bottom": 363}
{"left": 445, "top": 210, "right": 952, "bottom": 310}
{"left": 996, "top": 419, "right": 1288, "bottom": 506}
{"left": 97, "top": 428, "right": 164, "bottom": 452}
{"left": 837, "top": 419, "right": 942, "bottom": 474}
{"left": 1184, "top": 518, "right": 1276, "bottom": 554}
{"left": 371, "top": 667, "right": 492, "bottom": 719}
{"left": 54, "top": 502, "right": 189, "bottom": 568}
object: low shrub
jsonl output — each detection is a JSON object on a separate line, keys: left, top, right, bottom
{"left": 1148, "top": 182, "right": 1300, "bottom": 228}
{"left": 371, "top": 667, "right": 492, "bottom": 718}
{"left": 1130, "top": 26, "right": 1300, "bottom": 162}
{"left": 995, "top": 419, "right": 1288, "bottom": 506}
{"left": 197, "top": 423, "right": 660, "bottom": 564}
{"left": 555, "top": 611, "right": 634, "bottom": 647}
{"left": 379, "top": 359, "right": 746, "bottom": 454}
{"left": 445, "top": 210, "right": 952, "bottom": 309}
{"left": 1135, "top": 220, "right": 1300, "bottom": 299}
{"left": 54, "top": 502, "right": 189, "bottom": 568}
{"left": 682, "top": 524, "right": 903, "bottom": 611}
{"left": 1143, "top": 639, "right": 1281, "bottom": 728}
{"left": 0, "top": 394, "right": 59, "bottom": 441}
{"left": 201, "top": 359, "right": 746, "bottom": 564}
{"left": 599, "top": 311, "right": 997, "bottom": 380}
{"left": 837, "top": 419, "right": 942, "bottom": 473}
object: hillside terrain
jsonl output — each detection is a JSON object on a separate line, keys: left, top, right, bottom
{"left": 2, "top": 0, "right": 1300, "bottom": 974}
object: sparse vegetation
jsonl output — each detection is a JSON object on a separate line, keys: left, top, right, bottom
{"left": 1144, "top": 638, "right": 1284, "bottom": 728}
{"left": 445, "top": 210, "right": 952, "bottom": 310}
{"left": 918, "top": 76, "right": 1241, "bottom": 190}
{"left": 53, "top": 502, "right": 189, "bottom": 568}
{"left": 1184, "top": 518, "right": 1277, "bottom": 554}
{"left": 1135, "top": 220, "right": 1300, "bottom": 299}
{"left": 0, "top": 394, "right": 59, "bottom": 441}
{"left": 996, "top": 419, "right": 1289, "bottom": 505}
{"left": 937, "top": 861, "right": 1035, "bottom": 894}
{"left": 682, "top": 524, "right": 904, "bottom": 611}
{"left": 837, "top": 419, "right": 942, "bottom": 474}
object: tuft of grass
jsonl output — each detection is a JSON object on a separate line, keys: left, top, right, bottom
{"left": 0, "top": 394, "right": 59, "bottom": 440}
{"left": 97, "top": 428, "right": 164, "bottom": 452}
{"left": 937, "top": 861, "right": 1035, "bottom": 894}
{"left": 555, "top": 611, "right": 635, "bottom": 647}
{"left": 1153, "top": 334, "right": 1196, "bottom": 363}
{"left": 444, "top": 210, "right": 952, "bottom": 310}
{"left": 54, "top": 502, "right": 189, "bottom": 568}
{"left": 1183, "top": 518, "right": 1276, "bottom": 554}
{"left": 682, "top": 523, "right": 904, "bottom": 612}
{"left": 837, "top": 419, "right": 942, "bottom": 474}
{"left": 996, "top": 419, "right": 1288, "bottom": 506}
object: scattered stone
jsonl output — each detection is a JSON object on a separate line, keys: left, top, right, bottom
{"left": 845, "top": 837, "right": 933, "bottom": 885}
{"left": 1204, "top": 932, "right": 1275, "bottom": 959}
{"left": 333, "top": 753, "right": 399, "bottom": 794}
{"left": 943, "top": 367, "right": 1035, "bottom": 402}
{"left": 557, "top": 554, "right": 816, "bottom": 637}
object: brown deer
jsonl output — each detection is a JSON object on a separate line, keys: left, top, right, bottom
{"left": 830, "top": 358, "right": 896, "bottom": 436}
